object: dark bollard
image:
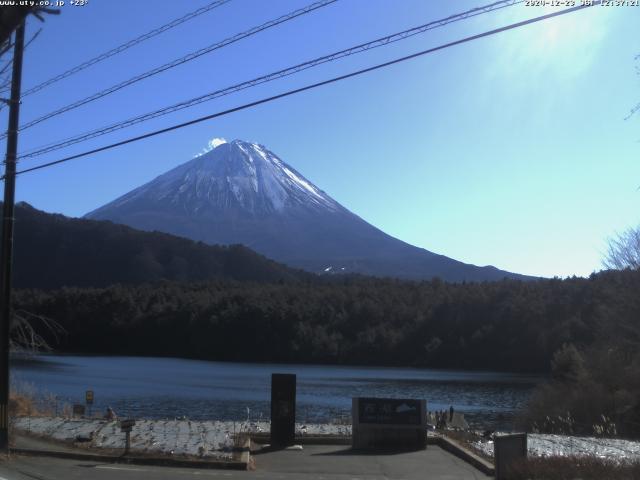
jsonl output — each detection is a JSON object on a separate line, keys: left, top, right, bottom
{"left": 494, "top": 433, "right": 527, "bottom": 479}
{"left": 72, "top": 404, "right": 85, "bottom": 418}
{"left": 270, "top": 373, "right": 296, "bottom": 447}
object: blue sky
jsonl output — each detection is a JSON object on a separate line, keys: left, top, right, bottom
{"left": 5, "top": 0, "right": 639, "bottom": 278}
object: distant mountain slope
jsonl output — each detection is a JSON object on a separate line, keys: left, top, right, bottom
{"left": 86, "top": 139, "right": 532, "bottom": 282}
{"left": 9, "top": 202, "right": 309, "bottom": 289}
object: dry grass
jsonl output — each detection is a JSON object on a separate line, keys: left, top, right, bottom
{"left": 508, "top": 455, "right": 640, "bottom": 480}
{"left": 9, "top": 392, "right": 35, "bottom": 417}
{"left": 9, "top": 381, "right": 42, "bottom": 417}
{"left": 8, "top": 389, "right": 40, "bottom": 446}
{"left": 9, "top": 381, "right": 70, "bottom": 418}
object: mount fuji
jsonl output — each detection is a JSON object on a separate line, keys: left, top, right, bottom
{"left": 85, "top": 139, "right": 528, "bottom": 281}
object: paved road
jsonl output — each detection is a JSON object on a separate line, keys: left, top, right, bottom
{"left": 0, "top": 445, "right": 491, "bottom": 480}
{"left": 253, "top": 444, "right": 491, "bottom": 479}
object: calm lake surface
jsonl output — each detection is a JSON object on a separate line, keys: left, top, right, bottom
{"left": 11, "top": 355, "right": 543, "bottom": 430}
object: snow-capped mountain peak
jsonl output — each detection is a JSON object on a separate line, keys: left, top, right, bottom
{"left": 85, "top": 138, "right": 529, "bottom": 282}
{"left": 92, "top": 139, "right": 340, "bottom": 217}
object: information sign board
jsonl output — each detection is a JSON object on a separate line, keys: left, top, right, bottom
{"left": 352, "top": 397, "right": 426, "bottom": 450}
{"left": 120, "top": 419, "right": 136, "bottom": 432}
{"left": 358, "top": 397, "right": 422, "bottom": 425}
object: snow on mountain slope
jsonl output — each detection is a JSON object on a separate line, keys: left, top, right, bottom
{"left": 95, "top": 140, "right": 339, "bottom": 216}
{"left": 86, "top": 139, "right": 530, "bottom": 282}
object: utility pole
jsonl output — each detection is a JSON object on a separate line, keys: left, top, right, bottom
{"left": 0, "top": 20, "right": 25, "bottom": 452}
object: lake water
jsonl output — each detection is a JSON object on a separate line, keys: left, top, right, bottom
{"left": 11, "top": 355, "right": 543, "bottom": 430}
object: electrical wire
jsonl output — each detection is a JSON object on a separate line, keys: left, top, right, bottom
{"left": 13, "top": 0, "right": 233, "bottom": 99}
{"left": 0, "top": 29, "right": 42, "bottom": 97}
{"left": 18, "top": 0, "right": 524, "bottom": 161}
{"left": 2, "top": 0, "right": 337, "bottom": 139}
{"left": 7, "top": 2, "right": 598, "bottom": 179}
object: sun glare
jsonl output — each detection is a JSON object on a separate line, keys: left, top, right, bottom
{"left": 491, "top": 5, "right": 611, "bottom": 79}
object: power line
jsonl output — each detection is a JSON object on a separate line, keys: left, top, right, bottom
{"left": 7, "top": 0, "right": 233, "bottom": 99}
{"left": 19, "top": 0, "right": 524, "bottom": 161}
{"left": 2, "top": 0, "right": 337, "bottom": 139}
{"left": 8, "top": 2, "right": 598, "bottom": 179}
{"left": 0, "top": 28, "right": 41, "bottom": 91}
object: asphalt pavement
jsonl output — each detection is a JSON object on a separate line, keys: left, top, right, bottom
{"left": 0, "top": 444, "right": 491, "bottom": 480}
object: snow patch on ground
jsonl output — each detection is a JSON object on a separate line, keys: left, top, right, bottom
{"left": 17, "top": 416, "right": 640, "bottom": 462}
{"left": 473, "top": 433, "right": 640, "bottom": 460}
{"left": 13, "top": 417, "right": 351, "bottom": 458}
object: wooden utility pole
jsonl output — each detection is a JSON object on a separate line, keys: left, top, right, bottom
{"left": 0, "top": 19, "right": 25, "bottom": 452}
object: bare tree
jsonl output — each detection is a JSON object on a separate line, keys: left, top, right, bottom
{"left": 606, "top": 56, "right": 640, "bottom": 271}
{"left": 10, "top": 310, "right": 65, "bottom": 354}
{"left": 603, "top": 226, "right": 640, "bottom": 270}
{"left": 0, "top": 10, "right": 63, "bottom": 354}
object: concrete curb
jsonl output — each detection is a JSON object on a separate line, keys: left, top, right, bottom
{"left": 10, "top": 445, "right": 251, "bottom": 470}
{"left": 428, "top": 435, "right": 495, "bottom": 476}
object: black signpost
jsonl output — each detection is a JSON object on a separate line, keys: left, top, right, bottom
{"left": 85, "top": 390, "right": 94, "bottom": 416}
{"left": 270, "top": 373, "right": 296, "bottom": 447}
{"left": 120, "top": 418, "right": 136, "bottom": 455}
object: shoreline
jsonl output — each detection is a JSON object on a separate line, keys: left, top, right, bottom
{"left": 12, "top": 354, "right": 539, "bottom": 432}
{"left": 12, "top": 415, "right": 640, "bottom": 462}
{"left": 14, "top": 352, "right": 549, "bottom": 377}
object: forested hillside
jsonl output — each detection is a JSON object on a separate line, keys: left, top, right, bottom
{"left": 14, "top": 269, "right": 640, "bottom": 373}
{"left": 10, "top": 202, "right": 310, "bottom": 288}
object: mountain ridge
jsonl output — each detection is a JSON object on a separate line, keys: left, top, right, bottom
{"left": 86, "top": 139, "right": 533, "bottom": 282}
{"left": 9, "top": 201, "right": 311, "bottom": 289}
